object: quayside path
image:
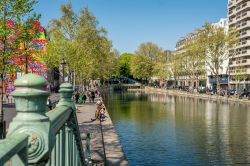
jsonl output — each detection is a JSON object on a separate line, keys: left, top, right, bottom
{"left": 77, "top": 99, "right": 129, "bottom": 166}
{"left": 3, "top": 95, "right": 129, "bottom": 166}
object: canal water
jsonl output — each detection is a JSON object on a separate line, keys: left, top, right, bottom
{"left": 103, "top": 92, "right": 250, "bottom": 166}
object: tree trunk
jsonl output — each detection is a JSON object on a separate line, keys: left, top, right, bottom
{"left": 196, "top": 76, "right": 199, "bottom": 92}
{"left": 216, "top": 75, "right": 221, "bottom": 95}
{"left": 0, "top": 77, "right": 5, "bottom": 139}
{"left": 191, "top": 78, "right": 195, "bottom": 93}
{"left": 73, "top": 71, "right": 76, "bottom": 90}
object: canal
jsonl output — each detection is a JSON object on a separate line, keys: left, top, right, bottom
{"left": 103, "top": 92, "right": 250, "bottom": 166}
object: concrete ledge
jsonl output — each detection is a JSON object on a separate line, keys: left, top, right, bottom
{"left": 77, "top": 100, "right": 129, "bottom": 166}
{"left": 101, "top": 108, "right": 129, "bottom": 166}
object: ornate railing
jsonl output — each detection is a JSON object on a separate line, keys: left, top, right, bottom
{"left": 0, "top": 74, "right": 91, "bottom": 166}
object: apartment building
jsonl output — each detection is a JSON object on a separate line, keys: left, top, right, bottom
{"left": 228, "top": 0, "right": 250, "bottom": 90}
{"left": 175, "top": 18, "right": 229, "bottom": 90}
{"left": 175, "top": 31, "right": 202, "bottom": 88}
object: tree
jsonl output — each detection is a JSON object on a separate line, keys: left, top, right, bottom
{"left": 116, "top": 53, "right": 133, "bottom": 77}
{"left": 135, "top": 42, "right": 163, "bottom": 61}
{"left": 130, "top": 54, "right": 153, "bottom": 81}
{"left": 132, "top": 42, "right": 165, "bottom": 83}
{"left": 0, "top": 0, "right": 40, "bottom": 138}
{"left": 184, "top": 38, "right": 206, "bottom": 91}
{"left": 43, "top": 4, "right": 114, "bottom": 87}
{"left": 198, "top": 23, "right": 238, "bottom": 95}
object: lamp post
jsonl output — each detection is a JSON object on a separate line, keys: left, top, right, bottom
{"left": 61, "top": 58, "right": 66, "bottom": 83}
{"left": 23, "top": 41, "right": 29, "bottom": 74}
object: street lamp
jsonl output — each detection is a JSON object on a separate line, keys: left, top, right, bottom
{"left": 24, "top": 41, "right": 29, "bottom": 74}
{"left": 60, "top": 58, "right": 66, "bottom": 83}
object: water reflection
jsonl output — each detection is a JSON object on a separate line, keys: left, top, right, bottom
{"left": 103, "top": 92, "right": 250, "bottom": 165}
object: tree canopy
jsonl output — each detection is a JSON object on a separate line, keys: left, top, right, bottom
{"left": 43, "top": 4, "right": 115, "bottom": 84}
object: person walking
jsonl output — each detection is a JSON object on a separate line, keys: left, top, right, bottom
{"left": 47, "top": 97, "right": 52, "bottom": 111}
{"left": 75, "top": 91, "right": 80, "bottom": 104}
{"left": 91, "top": 91, "right": 95, "bottom": 103}
{"left": 82, "top": 92, "right": 87, "bottom": 103}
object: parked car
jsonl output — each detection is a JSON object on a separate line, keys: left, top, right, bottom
{"left": 198, "top": 86, "right": 206, "bottom": 93}
{"left": 227, "top": 89, "right": 236, "bottom": 96}
{"left": 240, "top": 91, "right": 250, "bottom": 97}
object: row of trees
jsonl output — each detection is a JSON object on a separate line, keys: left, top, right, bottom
{"left": 115, "top": 43, "right": 171, "bottom": 81}
{"left": 115, "top": 23, "right": 239, "bottom": 95}
{"left": 43, "top": 4, "right": 116, "bottom": 87}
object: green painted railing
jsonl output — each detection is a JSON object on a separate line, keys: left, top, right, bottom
{"left": 0, "top": 74, "right": 92, "bottom": 166}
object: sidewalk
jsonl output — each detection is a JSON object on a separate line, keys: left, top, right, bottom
{"left": 76, "top": 99, "right": 129, "bottom": 166}
{"left": 3, "top": 93, "right": 60, "bottom": 130}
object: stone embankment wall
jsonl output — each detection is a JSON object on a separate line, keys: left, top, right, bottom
{"left": 145, "top": 87, "right": 250, "bottom": 106}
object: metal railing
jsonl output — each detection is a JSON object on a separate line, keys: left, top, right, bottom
{"left": 0, "top": 74, "right": 92, "bottom": 166}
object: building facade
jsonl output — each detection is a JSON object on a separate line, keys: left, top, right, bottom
{"left": 175, "top": 18, "right": 229, "bottom": 90}
{"left": 228, "top": 0, "right": 250, "bottom": 91}
{"left": 207, "top": 18, "right": 229, "bottom": 90}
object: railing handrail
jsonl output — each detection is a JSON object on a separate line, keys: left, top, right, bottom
{"left": 0, "top": 133, "right": 28, "bottom": 165}
{"left": 46, "top": 106, "right": 72, "bottom": 134}
{"left": 0, "top": 74, "right": 88, "bottom": 166}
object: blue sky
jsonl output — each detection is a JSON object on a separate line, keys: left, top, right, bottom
{"left": 34, "top": 0, "right": 228, "bottom": 53}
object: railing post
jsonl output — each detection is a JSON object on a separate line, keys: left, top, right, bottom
{"left": 7, "top": 74, "right": 53, "bottom": 165}
{"left": 57, "top": 83, "right": 85, "bottom": 165}
{"left": 57, "top": 83, "right": 75, "bottom": 110}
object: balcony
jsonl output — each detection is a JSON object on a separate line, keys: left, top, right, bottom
{"left": 229, "top": 18, "right": 236, "bottom": 24}
{"left": 236, "top": 40, "right": 250, "bottom": 49}
{"left": 236, "top": 11, "right": 250, "bottom": 22}
{"left": 229, "top": 0, "right": 236, "bottom": 8}
{"left": 230, "top": 59, "right": 250, "bottom": 67}
{"left": 240, "top": 29, "right": 250, "bottom": 38}
{"left": 237, "top": 21, "right": 250, "bottom": 30}
{"left": 235, "top": 1, "right": 250, "bottom": 13}
{"left": 228, "top": 9, "right": 235, "bottom": 17}
{"left": 230, "top": 49, "right": 250, "bottom": 58}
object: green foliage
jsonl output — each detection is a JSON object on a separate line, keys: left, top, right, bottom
{"left": 197, "top": 23, "right": 239, "bottom": 92}
{"left": 131, "top": 42, "right": 169, "bottom": 80}
{"left": 130, "top": 54, "right": 153, "bottom": 80}
{"left": 135, "top": 42, "right": 163, "bottom": 61}
{"left": 44, "top": 4, "right": 115, "bottom": 82}
{"left": 116, "top": 53, "right": 133, "bottom": 77}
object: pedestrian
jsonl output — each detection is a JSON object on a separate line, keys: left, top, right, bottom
{"left": 75, "top": 91, "right": 80, "bottom": 104}
{"left": 82, "top": 92, "right": 87, "bottom": 103}
{"left": 6, "top": 92, "right": 9, "bottom": 104}
{"left": 47, "top": 96, "right": 52, "bottom": 111}
{"left": 87, "top": 91, "right": 91, "bottom": 103}
{"left": 91, "top": 91, "right": 95, "bottom": 103}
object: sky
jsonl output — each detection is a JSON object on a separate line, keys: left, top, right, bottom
{"left": 34, "top": 0, "right": 228, "bottom": 53}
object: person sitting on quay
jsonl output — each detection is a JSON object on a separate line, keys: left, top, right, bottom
{"left": 91, "top": 100, "right": 106, "bottom": 121}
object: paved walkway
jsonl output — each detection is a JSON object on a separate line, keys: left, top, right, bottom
{"left": 3, "top": 93, "right": 129, "bottom": 165}
{"left": 76, "top": 100, "right": 129, "bottom": 166}
{"left": 3, "top": 93, "right": 60, "bottom": 129}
